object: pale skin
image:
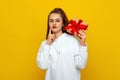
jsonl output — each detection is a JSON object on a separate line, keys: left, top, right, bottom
{"left": 46, "top": 13, "right": 87, "bottom": 46}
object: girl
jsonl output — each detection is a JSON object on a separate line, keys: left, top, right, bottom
{"left": 36, "top": 8, "right": 88, "bottom": 80}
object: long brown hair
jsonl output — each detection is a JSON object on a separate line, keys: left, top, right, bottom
{"left": 46, "top": 8, "right": 69, "bottom": 39}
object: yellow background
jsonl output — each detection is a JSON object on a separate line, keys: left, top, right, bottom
{"left": 0, "top": 0, "right": 120, "bottom": 80}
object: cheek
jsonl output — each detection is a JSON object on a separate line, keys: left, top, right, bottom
{"left": 58, "top": 22, "right": 63, "bottom": 27}
{"left": 49, "top": 23, "right": 52, "bottom": 27}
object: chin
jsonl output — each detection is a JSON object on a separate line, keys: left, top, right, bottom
{"left": 52, "top": 31, "right": 58, "bottom": 33}
{"left": 52, "top": 29, "right": 58, "bottom": 33}
{"left": 52, "top": 28, "right": 62, "bottom": 33}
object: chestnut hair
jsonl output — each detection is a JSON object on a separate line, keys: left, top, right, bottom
{"left": 46, "top": 8, "right": 69, "bottom": 39}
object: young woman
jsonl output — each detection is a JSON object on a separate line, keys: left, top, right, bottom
{"left": 36, "top": 8, "right": 88, "bottom": 80}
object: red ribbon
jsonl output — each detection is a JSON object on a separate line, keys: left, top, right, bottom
{"left": 64, "top": 19, "right": 88, "bottom": 35}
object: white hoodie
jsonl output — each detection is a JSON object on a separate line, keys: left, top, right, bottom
{"left": 36, "top": 33, "right": 88, "bottom": 80}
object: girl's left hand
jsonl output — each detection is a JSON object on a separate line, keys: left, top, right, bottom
{"left": 74, "top": 30, "right": 86, "bottom": 46}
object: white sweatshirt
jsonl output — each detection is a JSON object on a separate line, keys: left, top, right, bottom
{"left": 36, "top": 33, "right": 88, "bottom": 80}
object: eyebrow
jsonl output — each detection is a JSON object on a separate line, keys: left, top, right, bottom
{"left": 49, "top": 18, "right": 60, "bottom": 20}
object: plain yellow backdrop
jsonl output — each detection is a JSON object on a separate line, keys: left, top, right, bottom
{"left": 0, "top": 0, "right": 120, "bottom": 80}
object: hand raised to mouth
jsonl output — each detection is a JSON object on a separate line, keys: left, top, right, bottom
{"left": 46, "top": 28, "right": 56, "bottom": 45}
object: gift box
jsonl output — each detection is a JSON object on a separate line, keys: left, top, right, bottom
{"left": 64, "top": 19, "right": 88, "bottom": 35}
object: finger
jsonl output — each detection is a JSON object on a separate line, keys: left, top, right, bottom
{"left": 78, "top": 34, "right": 85, "bottom": 39}
{"left": 52, "top": 35, "right": 56, "bottom": 41}
{"left": 81, "top": 30, "right": 86, "bottom": 33}
{"left": 78, "top": 31, "right": 86, "bottom": 39}
{"left": 67, "top": 29, "right": 72, "bottom": 33}
{"left": 74, "top": 32, "right": 78, "bottom": 38}
{"left": 49, "top": 28, "right": 52, "bottom": 34}
{"left": 78, "top": 34, "right": 82, "bottom": 39}
{"left": 79, "top": 30, "right": 86, "bottom": 35}
{"left": 78, "top": 30, "right": 82, "bottom": 34}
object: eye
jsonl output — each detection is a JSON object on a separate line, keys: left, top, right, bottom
{"left": 49, "top": 20, "right": 53, "bottom": 22}
{"left": 56, "top": 19, "right": 60, "bottom": 22}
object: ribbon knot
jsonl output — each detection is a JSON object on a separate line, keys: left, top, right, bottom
{"left": 64, "top": 19, "right": 88, "bottom": 35}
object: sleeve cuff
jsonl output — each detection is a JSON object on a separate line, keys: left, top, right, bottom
{"left": 80, "top": 45, "right": 87, "bottom": 51}
{"left": 41, "top": 40, "right": 50, "bottom": 51}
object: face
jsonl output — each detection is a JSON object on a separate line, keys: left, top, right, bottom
{"left": 49, "top": 13, "right": 64, "bottom": 33}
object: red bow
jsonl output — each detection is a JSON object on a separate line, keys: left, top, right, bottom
{"left": 64, "top": 19, "right": 88, "bottom": 35}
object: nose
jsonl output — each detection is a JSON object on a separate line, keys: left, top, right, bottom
{"left": 53, "top": 21, "right": 56, "bottom": 25}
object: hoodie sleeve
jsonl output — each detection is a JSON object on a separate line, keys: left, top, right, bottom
{"left": 36, "top": 40, "right": 50, "bottom": 70}
{"left": 74, "top": 39, "right": 88, "bottom": 70}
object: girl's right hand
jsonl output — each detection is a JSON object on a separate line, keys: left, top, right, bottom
{"left": 46, "top": 29, "right": 56, "bottom": 45}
